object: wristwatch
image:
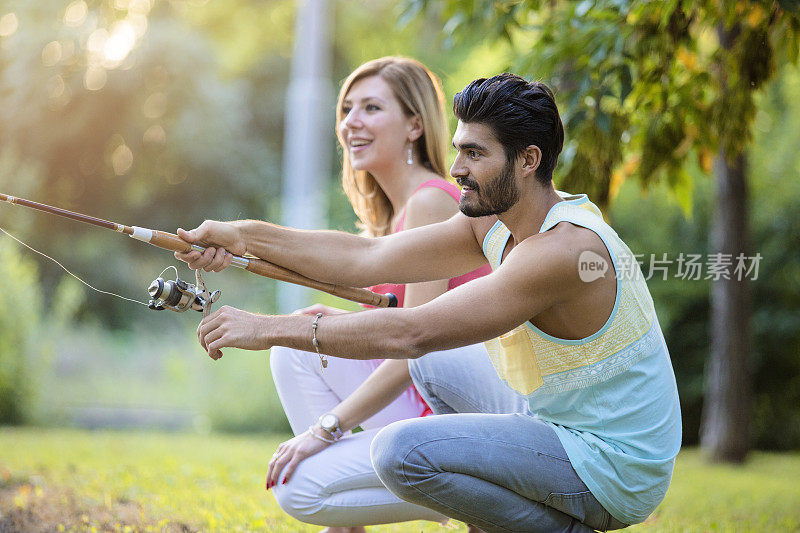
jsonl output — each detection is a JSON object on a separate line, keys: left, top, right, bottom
{"left": 318, "top": 413, "right": 344, "bottom": 440}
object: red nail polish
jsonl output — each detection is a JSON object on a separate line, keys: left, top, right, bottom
{"left": 282, "top": 478, "right": 287, "bottom": 485}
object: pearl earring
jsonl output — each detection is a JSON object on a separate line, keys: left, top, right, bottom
{"left": 407, "top": 145, "right": 413, "bottom": 165}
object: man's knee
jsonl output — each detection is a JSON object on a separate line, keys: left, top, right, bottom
{"left": 370, "top": 422, "right": 405, "bottom": 491}
{"left": 370, "top": 419, "right": 432, "bottom": 501}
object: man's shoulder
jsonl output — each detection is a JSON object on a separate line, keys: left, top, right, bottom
{"left": 511, "top": 222, "right": 609, "bottom": 282}
{"left": 519, "top": 221, "right": 603, "bottom": 253}
{"left": 468, "top": 215, "right": 501, "bottom": 246}
{"left": 544, "top": 220, "right": 606, "bottom": 247}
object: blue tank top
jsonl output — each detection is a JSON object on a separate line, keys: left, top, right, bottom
{"left": 482, "top": 193, "right": 682, "bottom": 525}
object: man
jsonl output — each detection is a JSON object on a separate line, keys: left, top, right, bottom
{"left": 176, "top": 74, "right": 681, "bottom": 532}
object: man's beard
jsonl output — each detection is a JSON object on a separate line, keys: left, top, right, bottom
{"left": 458, "top": 159, "right": 520, "bottom": 217}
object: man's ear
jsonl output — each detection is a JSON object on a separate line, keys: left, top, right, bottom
{"left": 408, "top": 115, "right": 423, "bottom": 143}
{"left": 521, "top": 145, "right": 542, "bottom": 178}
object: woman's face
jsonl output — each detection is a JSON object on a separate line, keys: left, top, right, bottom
{"left": 339, "top": 75, "right": 415, "bottom": 173}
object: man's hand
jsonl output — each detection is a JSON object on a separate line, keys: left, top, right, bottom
{"left": 174, "top": 221, "right": 246, "bottom": 272}
{"left": 265, "top": 428, "right": 332, "bottom": 489}
{"left": 197, "top": 305, "right": 271, "bottom": 360}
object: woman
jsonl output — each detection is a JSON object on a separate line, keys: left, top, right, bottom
{"left": 235, "top": 57, "right": 490, "bottom": 531}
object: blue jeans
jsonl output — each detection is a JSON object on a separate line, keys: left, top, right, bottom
{"left": 370, "top": 348, "right": 627, "bottom": 532}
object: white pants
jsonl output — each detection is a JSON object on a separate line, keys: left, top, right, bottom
{"left": 270, "top": 348, "right": 425, "bottom": 435}
{"left": 269, "top": 345, "right": 489, "bottom": 526}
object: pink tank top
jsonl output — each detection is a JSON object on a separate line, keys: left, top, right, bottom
{"left": 364, "top": 179, "right": 492, "bottom": 418}
{"left": 366, "top": 179, "right": 492, "bottom": 306}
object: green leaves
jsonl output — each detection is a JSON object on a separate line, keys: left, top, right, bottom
{"left": 0, "top": 237, "right": 42, "bottom": 424}
{"left": 414, "top": 0, "right": 800, "bottom": 209}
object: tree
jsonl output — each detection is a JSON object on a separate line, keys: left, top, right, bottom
{"left": 0, "top": 0, "right": 280, "bottom": 324}
{"left": 409, "top": 0, "right": 800, "bottom": 462}
{"left": 0, "top": 237, "right": 42, "bottom": 424}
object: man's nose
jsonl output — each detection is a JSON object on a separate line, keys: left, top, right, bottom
{"left": 450, "top": 158, "right": 468, "bottom": 178}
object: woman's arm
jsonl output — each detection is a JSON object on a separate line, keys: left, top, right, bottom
{"left": 265, "top": 358, "right": 413, "bottom": 488}
{"left": 328, "top": 359, "right": 413, "bottom": 431}
{"left": 324, "top": 185, "right": 462, "bottom": 426}
{"left": 314, "top": 186, "right": 461, "bottom": 430}
{"left": 265, "top": 185, "right": 462, "bottom": 488}
{"left": 400, "top": 185, "right": 460, "bottom": 307}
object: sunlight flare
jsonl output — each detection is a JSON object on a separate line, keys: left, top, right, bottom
{"left": 64, "top": 1, "right": 88, "bottom": 27}
{"left": 0, "top": 13, "right": 18, "bottom": 37}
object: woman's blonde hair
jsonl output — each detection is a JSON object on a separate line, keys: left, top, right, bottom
{"left": 336, "top": 56, "right": 449, "bottom": 237}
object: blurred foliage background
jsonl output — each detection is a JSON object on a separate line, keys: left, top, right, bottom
{"left": 0, "top": 0, "right": 798, "bottom": 454}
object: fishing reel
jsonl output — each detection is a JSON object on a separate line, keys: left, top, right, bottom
{"left": 147, "top": 266, "right": 220, "bottom": 316}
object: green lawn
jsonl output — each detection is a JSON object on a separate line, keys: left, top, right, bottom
{"left": 1, "top": 428, "right": 798, "bottom": 532}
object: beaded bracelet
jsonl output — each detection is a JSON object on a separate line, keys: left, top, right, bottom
{"left": 312, "top": 312, "right": 327, "bottom": 370}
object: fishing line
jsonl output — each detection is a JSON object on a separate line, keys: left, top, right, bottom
{"left": 0, "top": 192, "right": 396, "bottom": 308}
{"left": 0, "top": 225, "right": 149, "bottom": 307}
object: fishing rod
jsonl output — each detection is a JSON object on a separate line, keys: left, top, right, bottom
{"left": 0, "top": 193, "right": 397, "bottom": 314}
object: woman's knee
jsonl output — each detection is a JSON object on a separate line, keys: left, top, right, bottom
{"left": 272, "top": 472, "right": 326, "bottom": 525}
{"left": 271, "top": 481, "right": 304, "bottom": 521}
{"left": 269, "top": 345, "right": 290, "bottom": 375}
{"left": 269, "top": 346, "right": 311, "bottom": 384}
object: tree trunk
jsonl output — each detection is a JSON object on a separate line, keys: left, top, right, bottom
{"left": 700, "top": 148, "right": 751, "bottom": 463}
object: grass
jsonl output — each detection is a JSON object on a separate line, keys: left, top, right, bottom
{"left": 1, "top": 428, "right": 799, "bottom": 532}
{"left": 0, "top": 428, "right": 438, "bottom": 532}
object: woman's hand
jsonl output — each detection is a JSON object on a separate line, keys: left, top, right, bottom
{"left": 197, "top": 305, "right": 271, "bottom": 360}
{"left": 266, "top": 427, "right": 333, "bottom": 489}
{"left": 291, "top": 303, "right": 350, "bottom": 317}
{"left": 174, "top": 221, "right": 246, "bottom": 272}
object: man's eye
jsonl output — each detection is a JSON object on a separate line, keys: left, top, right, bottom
{"left": 468, "top": 150, "right": 478, "bottom": 159}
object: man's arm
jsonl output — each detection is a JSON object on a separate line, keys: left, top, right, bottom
{"left": 178, "top": 212, "right": 486, "bottom": 289}
{"left": 198, "top": 231, "right": 581, "bottom": 360}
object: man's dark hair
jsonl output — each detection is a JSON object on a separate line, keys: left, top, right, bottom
{"left": 453, "top": 74, "right": 564, "bottom": 184}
